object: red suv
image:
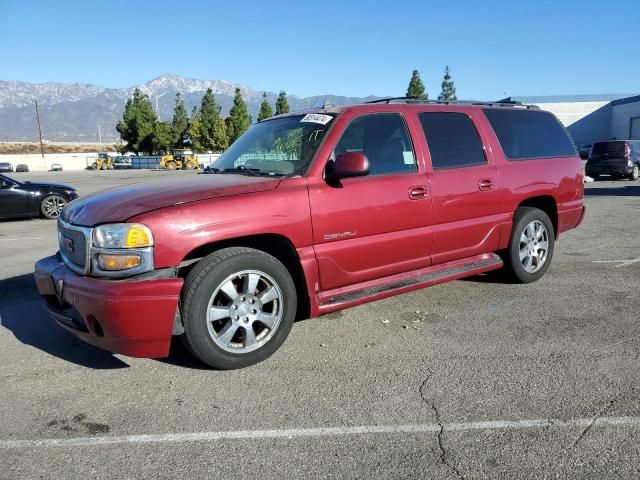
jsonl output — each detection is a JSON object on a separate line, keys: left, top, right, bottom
{"left": 35, "top": 99, "right": 585, "bottom": 369}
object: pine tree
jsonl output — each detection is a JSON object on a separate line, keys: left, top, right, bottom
{"left": 257, "top": 92, "right": 273, "bottom": 121}
{"left": 153, "top": 121, "right": 174, "bottom": 154}
{"left": 226, "top": 87, "right": 250, "bottom": 144}
{"left": 116, "top": 88, "right": 157, "bottom": 154}
{"left": 275, "top": 91, "right": 290, "bottom": 115}
{"left": 187, "top": 114, "right": 204, "bottom": 152}
{"left": 171, "top": 93, "right": 189, "bottom": 147}
{"left": 437, "top": 66, "right": 457, "bottom": 102}
{"left": 198, "top": 88, "right": 229, "bottom": 152}
{"left": 406, "top": 70, "right": 427, "bottom": 99}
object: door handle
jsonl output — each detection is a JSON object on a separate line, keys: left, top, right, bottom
{"left": 478, "top": 179, "right": 495, "bottom": 191}
{"left": 409, "top": 186, "right": 428, "bottom": 199}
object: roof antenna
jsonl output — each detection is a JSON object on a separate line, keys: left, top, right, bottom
{"left": 322, "top": 98, "right": 333, "bottom": 109}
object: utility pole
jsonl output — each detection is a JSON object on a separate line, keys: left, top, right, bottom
{"left": 98, "top": 124, "right": 102, "bottom": 143}
{"left": 34, "top": 99, "right": 45, "bottom": 160}
{"left": 155, "top": 91, "right": 168, "bottom": 121}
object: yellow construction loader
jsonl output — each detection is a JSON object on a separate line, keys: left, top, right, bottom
{"left": 159, "top": 149, "right": 198, "bottom": 170}
{"left": 88, "top": 153, "right": 114, "bottom": 170}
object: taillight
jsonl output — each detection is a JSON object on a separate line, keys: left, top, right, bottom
{"left": 624, "top": 143, "right": 631, "bottom": 159}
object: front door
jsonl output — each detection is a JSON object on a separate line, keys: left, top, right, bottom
{"left": 0, "top": 178, "right": 29, "bottom": 218}
{"left": 308, "top": 112, "right": 432, "bottom": 291}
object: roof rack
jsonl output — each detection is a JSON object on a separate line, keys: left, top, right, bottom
{"left": 365, "top": 97, "right": 540, "bottom": 109}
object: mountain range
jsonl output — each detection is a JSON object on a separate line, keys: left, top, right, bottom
{"left": 0, "top": 74, "right": 380, "bottom": 142}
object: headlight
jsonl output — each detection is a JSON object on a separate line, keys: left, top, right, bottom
{"left": 90, "top": 223, "right": 154, "bottom": 277}
{"left": 93, "top": 223, "right": 154, "bottom": 249}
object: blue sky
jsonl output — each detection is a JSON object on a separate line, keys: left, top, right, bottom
{"left": 1, "top": 0, "right": 638, "bottom": 99}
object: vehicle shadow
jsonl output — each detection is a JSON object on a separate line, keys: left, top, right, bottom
{"left": 0, "top": 273, "right": 129, "bottom": 369}
{"left": 585, "top": 184, "right": 640, "bottom": 196}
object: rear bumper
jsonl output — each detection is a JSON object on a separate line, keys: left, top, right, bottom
{"left": 558, "top": 204, "right": 586, "bottom": 234}
{"left": 34, "top": 255, "right": 183, "bottom": 358}
{"left": 585, "top": 163, "right": 632, "bottom": 177}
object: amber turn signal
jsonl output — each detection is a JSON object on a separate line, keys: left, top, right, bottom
{"left": 97, "top": 253, "right": 142, "bottom": 271}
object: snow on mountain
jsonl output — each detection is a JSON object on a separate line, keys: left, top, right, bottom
{"left": 0, "top": 74, "right": 380, "bottom": 141}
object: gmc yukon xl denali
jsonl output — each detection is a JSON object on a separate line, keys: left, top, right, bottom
{"left": 35, "top": 99, "right": 585, "bottom": 369}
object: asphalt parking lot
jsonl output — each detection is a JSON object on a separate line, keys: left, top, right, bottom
{"left": 1, "top": 170, "right": 639, "bottom": 479}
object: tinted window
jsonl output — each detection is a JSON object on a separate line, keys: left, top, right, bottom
{"left": 483, "top": 109, "right": 576, "bottom": 160}
{"left": 334, "top": 114, "right": 416, "bottom": 175}
{"left": 419, "top": 112, "right": 486, "bottom": 169}
{"left": 591, "top": 141, "right": 625, "bottom": 156}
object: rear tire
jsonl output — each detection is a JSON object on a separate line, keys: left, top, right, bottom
{"left": 166, "top": 161, "right": 177, "bottom": 171}
{"left": 181, "top": 247, "right": 297, "bottom": 369}
{"left": 502, "top": 207, "right": 555, "bottom": 284}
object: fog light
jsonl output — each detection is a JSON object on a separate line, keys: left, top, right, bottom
{"left": 97, "top": 253, "right": 141, "bottom": 271}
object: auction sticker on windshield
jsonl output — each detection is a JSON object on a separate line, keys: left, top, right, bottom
{"left": 300, "top": 114, "right": 333, "bottom": 125}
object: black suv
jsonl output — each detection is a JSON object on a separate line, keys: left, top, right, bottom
{"left": 586, "top": 140, "right": 640, "bottom": 181}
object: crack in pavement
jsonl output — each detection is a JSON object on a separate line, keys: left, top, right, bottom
{"left": 419, "top": 369, "right": 465, "bottom": 480}
{"left": 572, "top": 398, "right": 616, "bottom": 447}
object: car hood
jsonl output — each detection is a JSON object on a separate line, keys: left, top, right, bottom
{"left": 23, "top": 181, "right": 74, "bottom": 190}
{"left": 61, "top": 174, "right": 281, "bottom": 226}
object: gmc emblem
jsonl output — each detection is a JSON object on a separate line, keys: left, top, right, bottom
{"left": 62, "top": 237, "right": 74, "bottom": 252}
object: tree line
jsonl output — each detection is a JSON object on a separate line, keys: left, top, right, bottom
{"left": 115, "top": 66, "right": 457, "bottom": 155}
{"left": 116, "top": 88, "right": 289, "bottom": 155}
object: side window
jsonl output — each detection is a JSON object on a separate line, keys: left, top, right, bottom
{"left": 483, "top": 108, "right": 577, "bottom": 160}
{"left": 419, "top": 112, "right": 486, "bottom": 169}
{"left": 333, "top": 114, "right": 417, "bottom": 175}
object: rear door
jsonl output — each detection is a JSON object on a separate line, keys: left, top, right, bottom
{"left": 589, "top": 141, "right": 628, "bottom": 173}
{"left": 416, "top": 109, "right": 503, "bottom": 265}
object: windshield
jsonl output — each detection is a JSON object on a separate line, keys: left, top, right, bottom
{"left": 211, "top": 114, "right": 335, "bottom": 176}
{"left": 0, "top": 174, "right": 20, "bottom": 185}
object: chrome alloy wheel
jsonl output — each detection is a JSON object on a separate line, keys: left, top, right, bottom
{"left": 519, "top": 220, "right": 549, "bottom": 274}
{"left": 42, "top": 196, "right": 67, "bottom": 218}
{"left": 206, "top": 270, "right": 284, "bottom": 353}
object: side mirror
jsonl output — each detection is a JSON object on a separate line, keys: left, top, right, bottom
{"left": 327, "top": 152, "right": 370, "bottom": 180}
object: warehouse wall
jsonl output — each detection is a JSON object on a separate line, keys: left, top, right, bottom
{"left": 611, "top": 100, "right": 640, "bottom": 140}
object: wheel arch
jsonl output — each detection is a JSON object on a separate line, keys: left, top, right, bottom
{"left": 516, "top": 195, "right": 558, "bottom": 236}
{"left": 178, "top": 233, "right": 311, "bottom": 321}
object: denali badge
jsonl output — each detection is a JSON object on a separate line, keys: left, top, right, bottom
{"left": 324, "top": 231, "right": 357, "bottom": 241}
{"left": 62, "top": 237, "right": 74, "bottom": 252}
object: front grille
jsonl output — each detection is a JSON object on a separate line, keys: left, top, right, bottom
{"left": 58, "top": 220, "right": 90, "bottom": 273}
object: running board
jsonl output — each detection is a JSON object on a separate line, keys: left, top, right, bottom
{"left": 317, "top": 253, "right": 503, "bottom": 314}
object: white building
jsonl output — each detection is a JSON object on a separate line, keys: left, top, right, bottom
{"left": 502, "top": 94, "right": 640, "bottom": 146}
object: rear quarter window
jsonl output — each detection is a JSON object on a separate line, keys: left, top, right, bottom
{"left": 483, "top": 109, "right": 577, "bottom": 160}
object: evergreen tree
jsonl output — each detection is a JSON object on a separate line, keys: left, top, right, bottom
{"left": 198, "top": 88, "right": 229, "bottom": 151}
{"left": 437, "top": 66, "right": 457, "bottom": 102}
{"left": 153, "top": 121, "right": 174, "bottom": 154}
{"left": 226, "top": 87, "right": 250, "bottom": 144}
{"left": 275, "top": 91, "right": 290, "bottom": 115}
{"left": 187, "top": 114, "right": 204, "bottom": 152}
{"left": 171, "top": 92, "right": 189, "bottom": 147}
{"left": 116, "top": 88, "right": 157, "bottom": 154}
{"left": 257, "top": 92, "right": 273, "bottom": 121}
{"left": 406, "top": 70, "right": 427, "bottom": 99}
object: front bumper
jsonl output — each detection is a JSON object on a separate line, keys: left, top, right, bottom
{"left": 34, "top": 255, "right": 184, "bottom": 358}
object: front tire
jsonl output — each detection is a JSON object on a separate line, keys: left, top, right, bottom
{"left": 629, "top": 164, "right": 639, "bottom": 181}
{"left": 40, "top": 195, "right": 67, "bottom": 219}
{"left": 502, "top": 207, "right": 555, "bottom": 283}
{"left": 181, "top": 247, "right": 297, "bottom": 369}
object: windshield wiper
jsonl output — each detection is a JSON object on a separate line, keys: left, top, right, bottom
{"left": 221, "top": 167, "right": 285, "bottom": 177}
